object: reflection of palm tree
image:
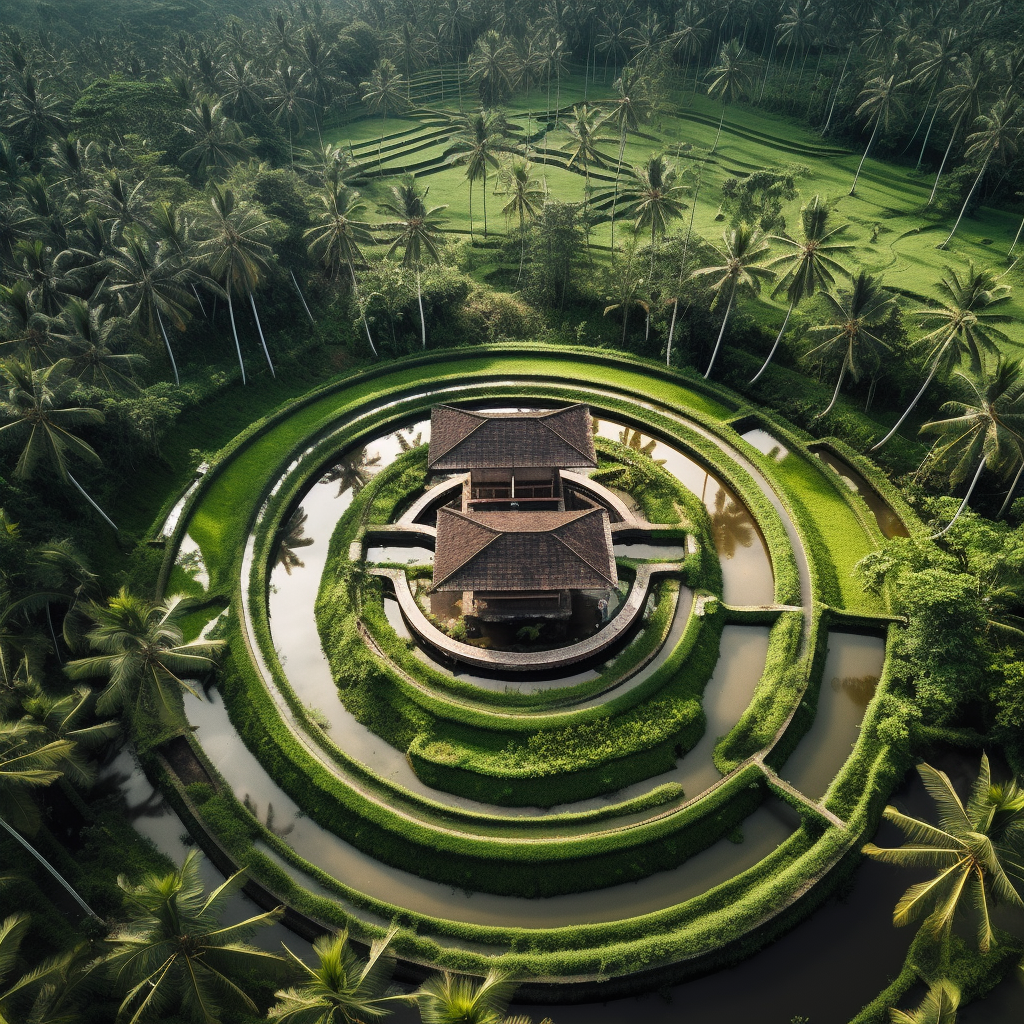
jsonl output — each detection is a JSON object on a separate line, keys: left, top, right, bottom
{"left": 319, "top": 450, "right": 382, "bottom": 496}
{"left": 618, "top": 428, "right": 666, "bottom": 465}
{"left": 397, "top": 429, "right": 423, "bottom": 452}
{"left": 709, "top": 486, "right": 754, "bottom": 558}
{"left": 275, "top": 507, "right": 314, "bottom": 575}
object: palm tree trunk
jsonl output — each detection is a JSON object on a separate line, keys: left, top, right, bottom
{"left": 758, "top": 34, "right": 777, "bottom": 102}
{"left": 872, "top": 354, "right": 945, "bottom": 450}
{"left": 823, "top": 43, "right": 853, "bottom": 135}
{"left": 611, "top": 128, "right": 626, "bottom": 255}
{"left": 154, "top": 306, "right": 180, "bottom": 387}
{"left": 0, "top": 815, "right": 102, "bottom": 922}
{"left": 849, "top": 115, "right": 882, "bottom": 195}
{"left": 416, "top": 267, "right": 426, "bottom": 348}
{"left": 348, "top": 259, "right": 376, "bottom": 357}
{"left": 666, "top": 298, "right": 679, "bottom": 366}
{"left": 191, "top": 284, "right": 208, "bottom": 318}
{"left": 817, "top": 360, "right": 848, "bottom": 418}
{"left": 929, "top": 129, "right": 958, "bottom": 205}
{"left": 226, "top": 287, "right": 247, "bottom": 385}
{"left": 750, "top": 297, "right": 796, "bottom": 383}
{"left": 248, "top": 291, "right": 275, "bottom": 377}
{"left": 482, "top": 164, "right": 488, "bottom": 237}
{"left": 932, "top": 457, "right": 986, "bottom": 538}
{"left": 917, "top": 98, "right": 942, "bottom": 170}
{"left": 289, "top": 270, "right": 315, "bottom": 324}
{"left": 468, "top": 176, "right": 474, "bottom": 241}
{"left": 711, "top": 103, "right": 726, "bottom": 154}
{"left": 67, "top": 471, "right": 118, "bottom": 532}
{"left": 998, "top": 459, "right": 1024, "bottom": 518}
{"left": 940, "top": 152, "right": 990, "bottom": 248}
{"left": 704, "top": 287, "right": 735, "bottom": 379}
{"left": 1008, "top": 213, "right": 1024, "bottom": 256}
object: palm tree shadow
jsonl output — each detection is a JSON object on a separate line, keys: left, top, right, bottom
{"left": 275, "top": 507, "right": 314, "bottom": 575}
{"left": 319, "top": 449, "right": 383, "bottom": 497}
{"left": 709, "top": 486, "right": 755, "bottom": 558}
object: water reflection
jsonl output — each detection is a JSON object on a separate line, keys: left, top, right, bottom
{"left": 275, "top": 506, "right": 315, "bottom": 575}
{"left": 709, "top": 487, "right": 756, "bottom": 560}
{"left": 319, "top": 450, "right": 382, "bottom": 496}
{"left": 814, "top": 449, "right": 910, "bottom": 540}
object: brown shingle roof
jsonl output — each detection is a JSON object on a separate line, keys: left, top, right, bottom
{"left": 427, "top": 405, "right": 597, "bottom": 470}
{"left": 433, "top": 507, "right": 617, "bottom": 592}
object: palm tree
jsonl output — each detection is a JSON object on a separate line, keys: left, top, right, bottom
{"left": 890, "top": 980, "right": 961, "bottom": 1024}
{"left": 692, "top": 223, "right": 774, "bottom": 379}
{"left": 305, "top": 183, "right": 378, "bottom": 355}
{"left": 849, "top": 74, "right": 907, "bottom": 195}
{"left": 863, "top": 755, "right": 1024, "bottom": 949}
{"left": 940, "top": 97, "right": 1023, "bottom": 249}
{"left": 908, "top": 29, "right": 963, "bottom": 171}
{"left": 378, "top": 179, "right": 448, "bottom": 348}
{"left": 269, "top": 928, "right": 401, "bottom": 1024}
{"left": 706, "top": 39, "right": 755, "bottom": 156}
{"left": 805, "top": 271, "right": 894, "bottom": 419}
{"left": 48, "top": 297, "right": 144, "bottom": 392}
{"left": 670, "top": 2, "right": 711, "bottom": 98}
{"left": 414, "top": 970, "right": 539, "bottom": 1024}
{"left": 65, "top": 588, "right": 226, "bottom": 723}
{"left": 217, "top": 57, "right": 265, "bottom": 121}
{"left": 0, "top": 280, "right": 54, "bottom": 360}
{"left": 468, "top": 30, "right": 516, "bottom": 109}
{"left": 605, "top": 67, "right": 651, "bottom": 254}
{"left": 561, "top": 103, "right": 610, "bottom": 212}
{"left": 97, "top": 849, "right": 285, "bottom": 1024}
{"left": 603, "top": 242, "right": 650, "bottom": 346}
{"left": 0, "top": 912, "right": 86, "bottom": 1020}
{"left": 197, "top": 185, "right": 278, "bottom": 383}
{"left": 177, "top": 99, "right": 251, "bottom": 178}
{"left": 496, "top": 159, "right": 546, "bottom": 283}
{"left": 359, "top": 59, "right": 408, "bottom": 172}
{"left": 873, "top": 263, "right": 1013, "bottom": 450}
{"left": 751, "top": 195, "right": 852, "bottom": 383}
{"left": 0, "top": 354, "right": 115, "bottom": 530}
{"left": 536, "top": 31, "right": 571, "bottom": 137}
{"left": 447, "top": 111, "right": 504, "bottom": 240}
{"left": 623, "top": 153, "right": 688, "bottom": 281}
{"left": 918, "top": 357, "right": 1024, "bottom": 537}
{"left": 267, "top": 64, "right": 315, "bottom": 164}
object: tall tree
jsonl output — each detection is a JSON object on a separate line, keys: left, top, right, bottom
{"left": 378, "top": 178, "right": 448, "bottom": 348}
{"left": 497, "top": 158, "right": 546, "bottom": 283}
{"left": 178, "top": 99, "right": 251, "bottom": 178}
{"left": 48, "top": 297, "right": 144, "bottom": 393}
{"left": 890, "top": 980, "right": 961, "bottom": 1024}
{"left": 359, "top": 59, "right": 408, "bottom": 172}
{"left": 446, "top": 111, "right": 504, "bottom": 239}
{"left": 849, "top": 73, "right": 907, "bottom": 195}
{"left": 706, "top": 39, "right": 755, "bottom": 155}
{"left": 414, "top": 970, "right": 539, "bottom": 1024}
{"left": 622, "top": 152, "right": 688, "bottom": 280}
{"left": 691, "top": 223, "right": 774, "bottom": 379}
{"left": 805, "top": 271, "right": 894, "bottom": 419}
{"left": 267, "top": 64, "right": 315, "bottom": 163}
{"left": 752, "top": 195, "right": 851, "bottom": 383}
{"left": 605, "top": 67, "right": 651, "bottom": 254}
{"left": 929, "top": 52, "right": 991, "bottom": 206}
{"left": 468, "top": 30, "right": 516, "bottom": 108}
{"left": 561, "top": 103, "right": 610, "bottom": 212}
{"left": 873, "top": 263, "right": 1013, "bottom": 450}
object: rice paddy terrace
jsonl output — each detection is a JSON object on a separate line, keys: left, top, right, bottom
{"left": 325, "top": 66, "right": 1024, "bottom": 349}
{"left": 149, "top": 345, "right": 923, "bottom": 994}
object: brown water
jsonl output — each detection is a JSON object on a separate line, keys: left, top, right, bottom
{"left": 781, "top": 633, "right": 886, "bottom": 801}
{"left": 814, "top": 449, "right": 910, "bottom": 539}
{"left": 740, "top": 427, "right": 790, "bottom": 461}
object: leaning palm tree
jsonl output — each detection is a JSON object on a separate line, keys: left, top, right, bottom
{"left": 706, "top": 39, "right": 755, "bottom": 155}
{"left": 196, "top": 185, "right": 277, "bottom": 383}
{"left": 446, "top": 111, "right": 504, "bottom": 239}
{"left": 414, "top": 970, "right": 537, "bottom": 1024}
{"left": 359, "top": 59, "right": 408, "bottom": 172}
{"left": 269, "top": 928, "right": 401, "bottom": 1024}
{"left": 496, "top": 159, "right": 546, "bottom": 283}
{"left": 623, "top": 153, "right": 688, "bottom": 281}
{"left": 692, "top": 223, "right": 774, "bottom": 379}
{"left": 97, "top": 849, "right": 285, "bottom": 1024}
{"left": 0, "top": 354, "right": 115, "bottom": 530}
{"left": 805, "top": 271, "right": 894, "bottom": 419}
{"left": 65, "top": 588, "right": 226, "bottom": 723}
{"left": 751, "top": 195, "right": 852, "bottom": 383}
{"left": 863, "top": 754, "right": 1024, "bottom": 950}
{"left": 605, "top": 67, "right": 652, "bottom": 254}
{"left": 940, "top": 96, "right": 1023, "bottom": 249}
{"left": 49, "top": 297, "right": 145, "bottom": 392}
{"left": 849, "top": 73, "right": 907, "bottom": 196}
{"left": 104, "top": 229, "right": 196, "bottom": 386}
{"left": 873, "top": 263, "right": 1013, "bottom": 450}
{"left": 890, "top": 980, "right": 961, "bottom": 1024}
{"left": 917, "top": 357, "right": 1024, "bottom": 537}
{"left": 378, "top": 179, "right": 448, "bottom": 348}
{"left": 305, "top": 184, "right": 377, "bottom": 355}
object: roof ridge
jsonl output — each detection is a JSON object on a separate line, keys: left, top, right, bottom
{"left": 537, "top": 407, "right": 594, "bottom": 462}
{"left": 428, "top": 407, "right": 491, "bottom": 464}
{"left": 432, "top": 508, "right": 502, "bottom": 588}
{"left": 549, "top": 509, "right": 617, "bottom": 586}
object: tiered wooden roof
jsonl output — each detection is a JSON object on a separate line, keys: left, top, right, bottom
{"left": 432, "top": 507, "right": 617, "bottom": 593}
{"left": 427, "top": 405, "right": 597, "bottom": 471}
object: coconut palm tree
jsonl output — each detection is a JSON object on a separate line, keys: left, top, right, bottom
{"left": 414, "top": 970, "right": 540, "bottom": 1024}
{"left": 497, "top": 158, "right": 546, "bottom": 283}
{"left": 605, "top": 67, "right": 651, "bottom": 254}
{"left": 536, "top": 30, "right": 571, "bottom": 138}
{"left": 929, "top": 53, "right": 991, "bottom": 206}
{"left": 468, "top": 30, "right": 516, "bottom": 109}
{"left": 908, "top": 29, "right": 963, "bottom": 172}
{"left": 863, "top": 754, "right": 1024, "bottom": 949}
{"left": 96, "top": 849, "right": 285, "bottom": 1024}
{"left": 623, "top": 153, "right": 688, "bottom": 281}
{"left": 47, "top": 297, "right": 144, "bottom": 392}
{"left": 104, "top": 229, "right": 195, "bottom": 386}
{"left": 65, "top": 588, "right": 226, "bottom": 723}
{"left": 177, "top": 99, "right": 251, "bottom": 179}
{"left": 692, "top": 223, "right": 774, "bottom": 379}
{"left": 940, "top": 96, "right": 1023, "bottom": 249}
{"left": 305, "top": 183, "right": 378, "bottom": 355}
{"left": 197, "top": 185, "right": 277, "bottom": 382}
{"left": 751, "top": 195, "right": 852, "bottom": 383}
{"left": 890, "top": 980, "right": 961, "bottom": 1024}
{"left": 446, "top": 111, "right": 504, "bottom": 239}
{"left": 0, "top": 912, "right": 87, "bottom": 1022}
{"left": 267, "top": 64, "right": 315, "bottom": 164}
{"left": 670, "top": 2, "right": 711, "bottom": 95}
{"left": 805, "top": 271, "right": 894, "bottom": 419}
{"left": 360, "top": 59, "right": 408, "bottom": 171}
{"left": 0, "top": 280, "right": 55, "bottom": 360}
{"left": 561, "top": 103, "right": 610, "bottom": 212}
{"left": 917, "top": 357, "right": 1024, "bottom": 537}
{"left": 0, "top": 354, "right": 115, "bottom": 530}
{"left": 849, "top": 73, "right": 908, "bottom": 195}
{"left": 706, "top": 39, "right": 755, "bottom": 156}
{"left": 378, "top": 179, "right": 448, "bottom": 348}
{"left": 269, "top": 928, "right": 401, "bottom": 1024}
{"left": 873, "top": 263, "right": 1013, "bottom": 450}
{"left": 603, "top": 242, "right": 650, "bottom": 346}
